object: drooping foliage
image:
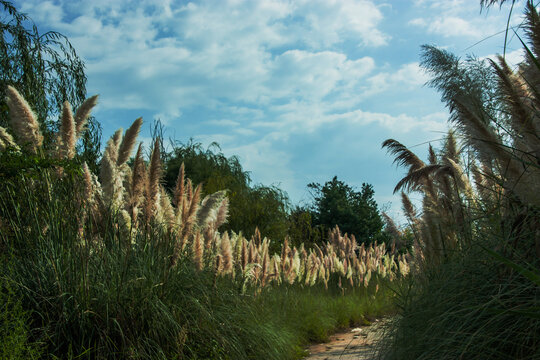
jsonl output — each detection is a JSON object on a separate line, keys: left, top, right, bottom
{"left": 0, "top": 0, "right": 101, "bottom": 169}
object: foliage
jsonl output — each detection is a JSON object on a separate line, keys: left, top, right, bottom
{"left": 164, "top": 139, "right": 290, "bottom": 245}
{"left": 0, "top": 163, "right": 400, "bottom": 359}
{"left": 379, "top": 235, "right": 540, "bottom": 360}
{"left": 308, "top": 176, "right": 386, "bottom": 244}
{"left": 0, "top": 276, "right": 43, "bottom": 359}
{"left": 0, "top": 0, "right": 101, "bottom": 170}
{"left": 286, "top": 206, "right": 324, "bottom": 249}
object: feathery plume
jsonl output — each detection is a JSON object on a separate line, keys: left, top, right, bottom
{"left": 103, "top": 129, "right": 122, "bottom": 165}
{"left": 220, "top": 232, "right": 233, "bottom": 274}
{"left": 186, "top": 178, "right": 194, "bottom": 204}
{"left": 117, "top": 117, "right": 143, "bottom": 166}
{"left": 401, "top": 192, "right": 417, "bottom": 223}
{"left": 214, "top": 254, "right": 223, "bottom": 275}
{"left": 215, "top": 197, "right": 229, "bottom": 228}
{"left": 446, "top": 158, "right": 475, "bottom": 201}
{"left": 382, "top": 139, "right": 425, "bottom": 173}
{"left": 60, "top": 101, "right": 76, "bottom": 159}
{"left": 193, "top": 232, "right": 204, "bottom": 271}
{"left": 197, "top": 190, "right": 227, "bottom": 228}
{"left": 0, "top": 127, "right": 18, "bottom": 151}
{"left": 394, "top": 164, "right": 444, "bottom": 194}
{"left": 185, "top": 184, "right": 201, "bottom": 227}
{"left": 82, "top": 162, "right": 94, "bottom": 204}
{"left": 160, "top": 186, "right": 175, "bottom": 227}
{"left": 74, "top": 95, "right": 99, "bottom": 135}
{"left": 241, "top": 238, "right": 248, "bottom": 273}
{"left": 428, "top": 144, "right": 437, "bottom": 165}
{"left": 253, "top": 227, "right": 262, "bottom": 246}
{"left": 261, "top": 250, "right": 269, "bottom": 286}
{"left": 5, "top": 86, "right": 43, "bottom": 153}
{"left": 443, "top": 130, "right": 460, "bottom": 164}
{"left": 173, "top": 162, "right": 185, "bottom": 207}
{"left": 145, "top": 138, "right": 162, "bottom": 219}
{"left": 129, "top": 143, "right": 146, "bottom": 221}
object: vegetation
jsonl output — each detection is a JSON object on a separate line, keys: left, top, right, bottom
{"left": 307, "top": 176, "right": 386, "bottom": 245}
{"left": 0, "top": 87, "right": 407, "bottom": 359}
{"left": 163, "top": 143, "right": 389, "bottom": 252}
{"left": 163, "top": 140, "right": 290, "bottom": 248}
{"left": 6, "top": 0, "right": 538, "bottom": 358}
{"left": 0, "top": 0, "right": 101, "bottom": 170}
{"left": 377, "top": 1, "right": 540, "bottom": 359}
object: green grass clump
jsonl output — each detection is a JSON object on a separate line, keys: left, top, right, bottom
{"left": 379, "top": 237, "right": 540, "bottom": 360}
{"left": 0, "top": 276, "right": 43, "bottom": 359}
{"left": 256, "top": 282, "right": 394, "bottom": 357}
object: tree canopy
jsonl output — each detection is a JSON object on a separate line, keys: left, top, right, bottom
{"left": 308, "top": 176, "right": 385, "bottom": 244}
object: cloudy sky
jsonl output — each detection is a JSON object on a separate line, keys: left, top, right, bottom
{"left": 15, "top": 0, "right": 526, "bottom": 222}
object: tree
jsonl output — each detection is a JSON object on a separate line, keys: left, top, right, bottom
{"left": 286, "top": 205, "right": 324, "bottom": 249}
{"left": 0, "top": 0, "right": 101, "bottom": 168}
{"left": 308, "top": 176, "right": 385, "bottom": 244}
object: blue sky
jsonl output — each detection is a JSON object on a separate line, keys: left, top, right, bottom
{"left": 16, "top": 0, "right": 527, "bottom": 223}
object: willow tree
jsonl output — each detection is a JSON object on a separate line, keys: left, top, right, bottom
{"left": 0, "top": 0, "right": 101, "bottom": 168}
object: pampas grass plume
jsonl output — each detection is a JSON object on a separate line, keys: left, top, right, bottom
{"left": 145, "top": 138, "right": 162, "bottom": 218}
{"left": 117, "top": 117, "right": 143, "bottom": 165}
{"left": 193, "top": 231, "right": 204, "bottom": 271}
{"left": 0, "top": 126, "right": 18, "bottom": 151}
{"left": 74, "top": 94, "right": 99, "bottom": 135}
{"left": 60, "top": 101, "right": 76, "bottom": 159}
{"left": 173, "top": 162, "right": 185, "bottom": 207}
{"left": 220, "top": 232, "right": 233, "bottom": 274}
{"left": 5, "top": 86, "right": 43, "bottom": 153}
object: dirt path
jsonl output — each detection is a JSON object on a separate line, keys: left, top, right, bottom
{"left": 304, "top": 318, "right": 389, "bottom": 360}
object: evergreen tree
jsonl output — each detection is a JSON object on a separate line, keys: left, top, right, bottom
{"left": 308, "top": 176, "right": 385, "bottom": 244}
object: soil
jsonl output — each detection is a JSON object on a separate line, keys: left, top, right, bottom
{"left": 304, "top": 318, "right": 389, "bottom": 360}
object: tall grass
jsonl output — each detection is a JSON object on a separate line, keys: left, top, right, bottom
{"left": 0, "top": 173, "right": 394, "bottom": 358}
{"left": 378, "top": 1, "right": 540, "bottom": 359}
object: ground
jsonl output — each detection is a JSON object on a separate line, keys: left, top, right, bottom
{"left": 304, "top": 318, "right": 390, "bottom": 360}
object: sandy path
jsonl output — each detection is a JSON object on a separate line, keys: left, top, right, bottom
{"left": 304, "top": 318, "right": 388, "bottom": 360}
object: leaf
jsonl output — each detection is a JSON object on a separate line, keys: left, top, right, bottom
{"left": 481, "top": 245, "right": 540, "bottom": 286}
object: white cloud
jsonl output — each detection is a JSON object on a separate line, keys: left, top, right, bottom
{"left": 429, "top": 17, "right": 482, "bottom": 38}
{"left": 16, "top": 0, "right": 389, "bottom": 122}
{"left": 364, "top": 62, "right": 429, "bottom": 97}
{"left": 408, "top": 0, "right": 525, "bottom": 40}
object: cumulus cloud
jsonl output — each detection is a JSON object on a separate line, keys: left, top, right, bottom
{"left": 408, "top": 0, "right": 525, "bottom": 39}
{"left": 15, "top": 0, "right": 487, "bottom": 207}
{"left": 17, "top": 0, "right": 390, "bottom": 126}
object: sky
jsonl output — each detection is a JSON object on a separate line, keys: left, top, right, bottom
{"left": 14, "top": 0, "right": 528, "bottom": 224}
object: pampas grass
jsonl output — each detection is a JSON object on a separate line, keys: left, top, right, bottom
{"left": 145, "top": 138, "right": 162, "bottom": 220}
{"left": 117, "top": 117, "right": 143, "bottom": 166}
{"left": 0, "top": 126, "right": 18, "bottom": 151}
{"left": 59, "top": 101, "right": 76, "bottom": 160}
{"left": 0, "top": 87, "right": 408, "bottom": 359}
{"left": 5, "top": 86, "right": 43, "bottom": 153}
{"left": 74, "top": 94, "right": 99, "bottom": 135}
